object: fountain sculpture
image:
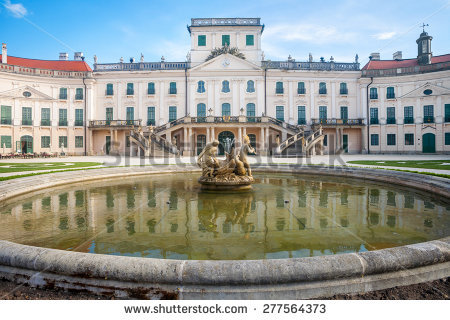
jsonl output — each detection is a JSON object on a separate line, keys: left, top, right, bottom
{"left": 197, "top": 135, "right": 255, "bottom": 191}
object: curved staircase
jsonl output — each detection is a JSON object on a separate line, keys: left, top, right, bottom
{"left": 275, "top": 126, "right": 324, "bottom": 157}
{"left": 130, "top": 128, "right": 179, "bottom": 157}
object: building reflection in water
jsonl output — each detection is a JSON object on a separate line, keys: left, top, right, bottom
{"left": 0, "top": 173, "right": 448, "bottom": 260}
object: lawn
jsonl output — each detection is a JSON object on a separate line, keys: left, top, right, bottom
{"left": 0, "top": 162, "right": 103, "bottom": 173}
{"left": 346, "top": 160, "right": 450, "bottom": 170}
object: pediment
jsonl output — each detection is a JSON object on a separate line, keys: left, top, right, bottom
{"left": 401, "top": 83, "right": 450, "bottom": 98}
{"left": 0, "top": 86, "right": 55, "bottom": 101}
{"left": 190, "top": 54, "right": 261, "bottom": 72}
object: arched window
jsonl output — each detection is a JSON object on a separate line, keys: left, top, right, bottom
{"left": 197, "top": 81, "right": 205, "bottom": 93}
{"left": 197, "top": 103, "right": 206, "bottom": 122}
{"left": 222, "top": 80, "right": 230, "bottom": 93}
{"left": 222, "top": 103, "right": 231, "bottom": 116}
{"left": 319, "top": 82, "right": 327, "bottom": 94}
{"left": 246, "top": 103, "right": 255, "bottom": 122}
{"left": 246, "top": 80, "right": 255, "bottom": 93}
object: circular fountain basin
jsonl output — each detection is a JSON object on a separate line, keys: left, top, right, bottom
{"left": 0, "top": 165, "right": 448, "bottom": 299}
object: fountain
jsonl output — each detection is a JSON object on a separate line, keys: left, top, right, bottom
{"left": 197, "top": 135, "right": 255, "bottom": 191}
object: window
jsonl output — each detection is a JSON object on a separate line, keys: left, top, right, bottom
{"left": 197, "top": 80, "right": 205, "bottom": 93}
{"left": 340, "top": 82, "right": 348, "bottom": 95}
{"left": 246, "top": 34, "right": 254, "bottom": 46}
{"left": 340, "top": 106, "right": 348, "bottom": 123}
{"left": 221, "top": 80, "right": 230, "bottom": 93}
{"left": 221, "top": 103, "right": 230, "bottom": 116}
{"left": 75, "top": 136, "right": 83, "bottom": 148}
{"left": 197, "top": 103, "right": 206, "bottom": 121}
{"left": 297, "top": 82, "right": 305, "bottom": 94}
{"left": 370, "top": 88, "right": 378, "bottom": 99}
{"left": 1, "top": 105, "right": 11, "bottom": 124}
{"left": 323, "top": 135, "right": 328, "bottom": 146}
{"left": 246, "top": 103, "right": 255, "bottom": 122}
{"left": 75, "top": 109, "right": 83, "bottom": 126}
{"left": 106, "top": 107, "right": 113, "bottom": 124}
{"left": 275, "top": 82, "right": 283, "bottom": 94}
{"left": 22, "top": 107, "right": 32, "bottom": 125}
{"left": 445, "top": 104, "right": 450, "bottom": 122}
{"left": 405, "top": 133, "right": 414, "bottom": 145}
{"left": 41, "top": 136, "right": 50, "bottom": 148}
{"left": 370, "top": 108, "right": 379, "bottom": 124}
{"left": 169, "top": 82, "right": 177, "bottom": 94}
{"left": 147, "top": 82, "right": 155, "bottom": 94}
{"left": 319, "top": 106, "right": 327, "bottom": 120}
{"left": 59, "top": 136, "right": 67, "bottom": 148}
{"left": 445, "top": 133, "right": 450, "bottom": 145}
{"left": 404, "top": 106, "right": 414, "bottom": 124}
{"left": 424, "top": 105, "right": 434, "bottom": 123}
{"left": 319, "top": 82, "right": 327, "bottom": 94}
{"left": 387, "top": 107, "right": 396, "bottom": 124}
{"left": 41, "top": 108, "right": 50, "bottom": 126}
{"left": 276, "top": 106, "right": 284, "bottom": 121}
{"left": 298, "top": 106, "right": 306, "bottom": 125}
{"left": 222, "top": 35, "right": 230, "bottom": 46}
{"left": 246, "top": 80, "right": 255, "bottom": 93}
{"left": 126, "top": 107, "right": 134, "bottom": 125}
{"left": 371, "top": 134, "right": 379, "bottom": 146}
{"left": 386, "top": 87, "right": 395, "bottom": 99}
{"left": 169, "top": 106, "right": 177, "bottom": 122}
{"left": 75, "top": 88, "right": 83, "bottom": 100}
{"left": 147, "top": 107, "right": 155, "bottom": 126}
{"left": 198, "top": 35, "right": 206, "bottom": 46}
{"left": 59, "top": 109, "right": 67, "bottom": 126}
{"left": 1, "top": 135, "right": 11, "bottom": 148}
{"left": 59, "top": 88, "right": 67, "bottom": 100}
{"left": 126, "top": 83, "right": 134, "bottom": 95}
{"left": 387, "top": 134, "right": 396, "bottom": 146}
{"left": 106, "top": 83, "right": 114, "bottom": 96}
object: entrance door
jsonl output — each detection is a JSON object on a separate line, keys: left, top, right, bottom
{"left": 343, "top": 134, "right": 348, "bottom": 153}
{"left": 105, "top": 136, "right": 111, "bottom": 155}
{"left": 20, "top": 135, "right": 33, "bottom": 154}
{"left": 196, "top": 134, "right": 206, "bottom": 155}
{"left": 422, "top": 133, "right": 435, "bottom": 153}
{"left": 218, "top": 131, "right": 235, "bottom": 155}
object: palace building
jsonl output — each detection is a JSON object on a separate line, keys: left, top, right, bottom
{"left": 0, "top": 18, "right": 449, "bottom": 156}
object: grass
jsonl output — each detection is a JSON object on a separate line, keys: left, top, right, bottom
{"left": 0, "top": 162, "right": 102, "bottom": 173}
{"left": 347, "top": 160, "right": 450, "bottom": 170}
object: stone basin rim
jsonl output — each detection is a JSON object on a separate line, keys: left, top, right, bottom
{"left": 0, "top": 165, "right": 448, "bottom": 297}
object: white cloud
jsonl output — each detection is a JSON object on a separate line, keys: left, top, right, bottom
{"left": 3, "top": 0, "right": 27, "bottom": 18}
{"left": 372, "top": 31, "right": 397, "bottom": 40}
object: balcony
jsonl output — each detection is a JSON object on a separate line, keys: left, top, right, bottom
{"left": 423, "top": 116, "right": 434, "bottom": 123}
{"left": 75, "top": 94, "right": 84, "bottom": 100}
{"left": 370, "top": 118, "right": 379, "bottom": 125}
{"left": 58, "top": 120, "right": 68, "bottom": 126}
{"left": 386, "top": 94, "right": 395, "bottom": 99}
{"left": 386, "top": 118, "right": 396, "bottom": 124}
{"left": 40, "top": 120, "right": 51, "bottom": 126}
{"left": 311, "top": 118, "right": 365, "bottom": 126}
{"left": 404, "top": 117, "right": 414, "bottom": 124}
{"left": 22, "top": 119, "right": 33, "bottom": 126}
{"left": 89, "top": 120, "right": 142, "bottom": 128}
{"left": 74, "top": 120, "right": 84, "bottom": 126}
{"left": 1, "top": 119, "right": 12, "bottom": 125}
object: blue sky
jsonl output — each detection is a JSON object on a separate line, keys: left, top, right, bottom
{"left": 1, "top": 0, "right": 449, "bottom": 67}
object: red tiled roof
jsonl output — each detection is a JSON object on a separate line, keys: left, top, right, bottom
{"left": 0, "top": 55, "right": 92, "bottom": 72}
{"left": 362, "top": 54, "right": 450, "bottom": 70}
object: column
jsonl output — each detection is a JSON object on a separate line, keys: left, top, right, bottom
{"left": 183, "top": 127, "right": 188, "bottom": 155}
{"left": 188, "top": 127, "right": 193, "bottom": 155}
{"left": 211, "top": 127, "right": 215, "bottom": 141}
{"left": 243, "top": 127, "right": 247, "bottom": 138}
{"left": 206, "top": 127, "right": 210, "bottom": 142}
{"left": 265, "top": 126, "right": 269, "bottom": 153}
{"left": 260, "top": 127, "right": 264, "bottom": 153}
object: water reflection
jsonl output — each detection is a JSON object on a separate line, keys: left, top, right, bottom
{"left": 0, "top": 173, "right": 448, "bottom": 260}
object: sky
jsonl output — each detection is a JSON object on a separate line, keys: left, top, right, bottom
{"left": 0, "top": 0, "right": 449, "bottom": 68}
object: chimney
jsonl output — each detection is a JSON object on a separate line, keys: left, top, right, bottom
{"left": 1, "top": 43, "right": 7, "bottom": 64}
{"left": 59, "top": 52, "right": 69, "bottom": 61}
{"left": 74, "top": 52, "right": 84, "bottom": 61}
{"left": 370, "top": 52, "right": 380, "bottom": 60}
{"left": 393, "top": 51, "right": 402, "bottom": 60}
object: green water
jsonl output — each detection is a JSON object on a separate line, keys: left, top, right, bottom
{"left": 0, "top": 173, "right": 448, "bottom": 260}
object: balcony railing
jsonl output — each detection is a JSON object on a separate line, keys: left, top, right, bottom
{"left": 1, "top": 119, "right": 11, "bottom": 125}
{"left": 40, "top": 120, "right": 51, "bottom": 126}
{"left": 386, "top": 94, "right": 395, "bottom": 99}
{"left": 370, "top": 118, "right": 379, "bottom": 125}
{"left": 262, "top": 60, "right": 360, "bottom": 71}
{"left": 75, "top": 94, "right": 84, "bottom": 100}
{"left": 404, "top": 117, "right": 414, "bottom": 124}
{"left": 311, "top": 118, "right": 365, "bottom": 126}
{"left": 74, "top": 120, "right": 84, "bottom": 126}
{"left": 89, "top": 120, "right": 142, "bottom": 127}
{"left": 386, "top": 118, "right": 396, "bottom": 124}
{"left": 340, "top": 89, "right": 348, "bottom": 95}
{"left": 370, "top": 94, "right": 378, "bottom": 99}
{"left": 94, "top": 62, "right": 189, "bottom": 72}
{"left": 22, "top": 119, "right": 33, "bottom": 126}
{"left": 58, "top": 120, "right": 68, "bottom": 126}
